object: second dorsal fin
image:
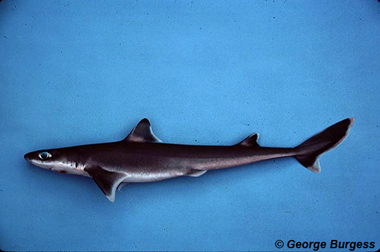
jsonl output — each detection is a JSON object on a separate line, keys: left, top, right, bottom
{"left": 124, "top": 118, "right": 162, "bottom": 143}
{"left": 236, "top": 133, "right": 260, "bottom": 147}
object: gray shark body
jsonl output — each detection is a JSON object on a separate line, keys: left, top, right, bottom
{"left": 24, "top": 118, "right": 354, "bottom": 202}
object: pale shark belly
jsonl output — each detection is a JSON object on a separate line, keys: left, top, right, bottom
{"left": 120, "top": 168, "right": 188, "bottom": 183}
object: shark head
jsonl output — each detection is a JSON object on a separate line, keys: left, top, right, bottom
{"left": 24, "top": 149, "right": 88, "bottom": 176}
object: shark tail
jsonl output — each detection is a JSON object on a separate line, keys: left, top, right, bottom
{"left": 294, "top": 118, "right": 354, "bottom": 173}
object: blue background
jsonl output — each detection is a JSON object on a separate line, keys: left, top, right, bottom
{"left": 1, "top": 1, "right": 379, "bottom": 251}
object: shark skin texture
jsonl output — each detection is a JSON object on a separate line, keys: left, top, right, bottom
{"left": 24, "top": 118, "right": 354, "bottom": 202}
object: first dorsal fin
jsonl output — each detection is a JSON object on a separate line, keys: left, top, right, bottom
{"left": 124, "top": 118, "right": 162, "bottom": 143}
{"left": 236, "top": 133, "right": 260, "bottom": 147}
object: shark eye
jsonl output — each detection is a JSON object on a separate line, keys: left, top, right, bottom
{"left": 38, "top": 152, "right": 52, "bottom": 160}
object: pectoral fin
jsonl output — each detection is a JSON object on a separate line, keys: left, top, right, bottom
{"left": 84, "top": 166, "right": 129, "bottom": 202}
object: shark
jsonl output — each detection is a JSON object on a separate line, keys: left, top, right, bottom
{"left": 24, "top": 118, "right": 354, "bottom": 202}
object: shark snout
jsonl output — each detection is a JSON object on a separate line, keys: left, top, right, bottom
{"left": 24, "top": 151, "right": 50, "bottom": 169}
{"left": 24, "top": 152, "right": 33, "bottom": 163}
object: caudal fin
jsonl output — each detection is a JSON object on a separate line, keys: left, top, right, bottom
{"left": 295, "top": 118, "right": 354, "bottom": 173}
